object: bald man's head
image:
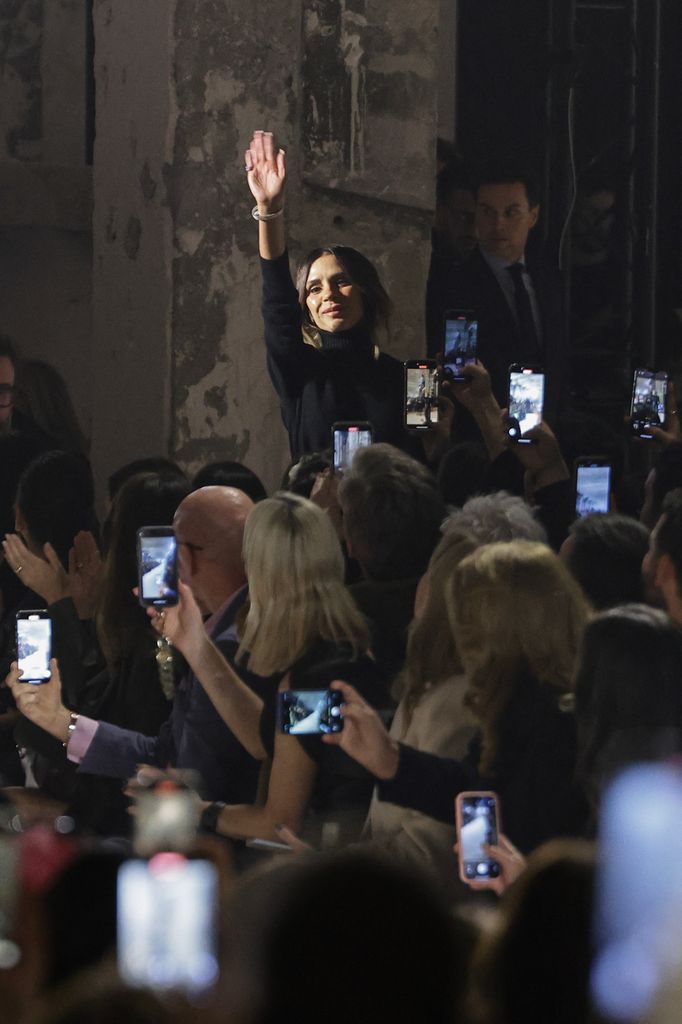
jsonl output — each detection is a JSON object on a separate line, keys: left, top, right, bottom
{"left": 174, "top": 486, "right": 253, "bottom": 605}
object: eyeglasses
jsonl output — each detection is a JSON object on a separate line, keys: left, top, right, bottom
{"left": 0, "top": 385, "right": 15, "bottom": 407}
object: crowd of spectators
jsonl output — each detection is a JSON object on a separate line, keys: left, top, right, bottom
{"left": 1, "top": 128, "right": 682, "bottom": 1023}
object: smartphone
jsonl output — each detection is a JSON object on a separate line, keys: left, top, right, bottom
{"left": 117, "top": 854, "right": 219, "bottom": 994}
{"left": 16, "top": 611, "right": 52, "bottom": 683}
{"left": 630, "top": 368, "right": 668, "bottom": 439}
{"left": 332, "top": 421, "right": 373, "bottom": 475}
{"left": 507, "top": 364, "right": 545, "bottom": 443}
{"left": 277, "top": 689, "right": 344, "bottom": 735}
{"left": 455, "top": 791, "right": 501, "bottom": 883}
{"left": 592, "top": 764, "right": 682, "bottom": 1022}
{"left": 442, "top": 309, "right": 478, "bottom": 381}
{"left": 137, "top": 527, "right": 179, "bottom": 608}
{"left": 404, "top": 360, "right": 439, "bottom": 431}
{"left": 574, "top": 458, "right": 612, "bottom": 518}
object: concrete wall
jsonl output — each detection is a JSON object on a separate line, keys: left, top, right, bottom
{"left": 0, "top": 0, "right": 93, "bottom": 446}
{"left": 169, "top": 0, "right": 438, "bottom": 490}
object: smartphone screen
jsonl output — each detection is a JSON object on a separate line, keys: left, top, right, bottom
{"left": 592, "top": 765, "right": 682, "bottom": 1022}
{"left": 278, "top": 689, "right": 344, "bottom": 735}
{"left": 630, "top": 369, "right": 668, "bottom": 438}
{"left": 442, "top": 311, "right": 478, "bottom": 381}
{"left": 118, "top": 854, "right": 219, "bottom": 994}
{"left": 508, "top": 365, "right": 545, "bottom": 442}
{"left": 404, "top": 361, "right": 439, "bottom": 430}
{"left": 456, "top": 793, "right": 500, "bottom": 881}
{"left": 16, "top": 612, "right": 52, "bottom": 683}
{"left": 137, "top": 529, "right": 179, "bottom": 608}
{"left": 332, "top": 422, "right": 373, "bottom": 475}
{"left": 575, "top": 462, "right": 612, "bottom": 518}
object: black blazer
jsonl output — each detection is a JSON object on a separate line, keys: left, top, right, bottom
{"left": 426, "top": 244, "right": 568, "bottom": 426}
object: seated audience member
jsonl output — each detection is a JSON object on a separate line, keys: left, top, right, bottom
{"left": 472, "top": 840, "right": 595, "bottom": 1024}
{"left": 642, "top": 488, "right": 682, "bottom": 619}
{"left": 284, "top": 451, "right": 332, "bottom": 498}
{"left": 560, "top": 513, "right": 649, "bottom": 609}
{"left": 102, "top": 457, "right": 187, "bottom": 553}
{"left": 338, "top": 443, "right": 446, "bottom": 680}
{"left": 8, "top": 487, "right": 267, "bottom": 810}
{"left": 192, "top": 460, "right": 267, "bottom": 502}
{"left": 13, "top": 359, "right": 89, "bottom": 456}
{"left": 0, "top": 451, "right": 97, "bottom": 785}
{"left": 12, "top": 494, "right": 390, "bottom": 844}
{"left": 219, "top": 852, "right": 474, "bottom": 1024}
{"left": 444, "top": 490, "right": 547, "bottom": 545}
{"left": 364, "top": 528, "right": 478, "bottom": 878}
{"left": 326, "top": 541, "right": 589, "bottom": 852}
{"left": 7, "top": 472, "right": 189, "bottom": 833}
{"left": 574, "top": 604, "right": 682, "bottom": 816}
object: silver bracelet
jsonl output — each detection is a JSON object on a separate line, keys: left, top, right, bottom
{"left": 63, "top": 712, "right": 79, "bottom": 748}
{"left": 252, "top": 205, "right": 283, "bottom": 222}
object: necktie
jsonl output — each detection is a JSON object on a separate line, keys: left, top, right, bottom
{"left": 507, "top": 262, "right": 541, "bottom": 361}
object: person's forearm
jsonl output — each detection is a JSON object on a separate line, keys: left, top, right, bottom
{"left": 257, "top": 200, "right": 286, "bottom": 260}
{"left": 472, "top": 400, "right": 506, "bottom": 460}
{"left": 187, "top": 638, "right": 266, "bottom": 760}
{"left": 212, "top": 802, "right": 282, "bottom": 841}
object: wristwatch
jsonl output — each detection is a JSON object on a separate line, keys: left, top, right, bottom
{"left": 199, "top": 801, "right": 226, "bottom": 834}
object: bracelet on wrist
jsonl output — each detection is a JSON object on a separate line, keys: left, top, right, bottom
{"left": 252, "top": 205, "right": 283, "bottom": 222}
{"left": 62, "top": 712, "right": 79, "bottom": 748}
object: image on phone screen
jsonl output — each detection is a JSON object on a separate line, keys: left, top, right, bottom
{"left": 443, "top": 313, "right": 478, "bottom": 381}
{"left": 459, "top": 795, "right": 500, "bottom": 880}
{"left": 333, "top": 424, "right": 372, "bottom": 474}
{"left": 575, "top": 464, "right": 611, "bottom": 518}
{"left": 139, "top": 534, "right": 178, "bottom": 605}
{"left": 16, "top": 614, "right": 52, "bottom": 682}
{"left": 278, "top": 689, "right": 344, "bottom": 735}
{"left": 631, "top": 369, "right": 667, "bottom": 436}
{"left": 508, "top": 369, "right": 545, "bottom": 437}
{"left": 405, "top": 363, "right": 439, "bottom": 429}
{"left": 118, "top": 855, "right": 218, "bottom": 994}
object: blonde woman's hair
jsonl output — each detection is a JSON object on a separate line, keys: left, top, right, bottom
{"left": 237, "top": 493, "right": 370, "bottom": 676}
{"left": 397, "top": 529, "right": 476, "bottom": 721}
{"left": 448, "top": 540, "right": 589, "bottom": 774}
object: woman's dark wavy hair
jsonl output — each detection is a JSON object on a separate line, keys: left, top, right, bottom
{"left": 96, "top": 472, "right": 190, "bottom": 666}
{"left": 295, "top": 246, "right": 392, "bottom": 338}
{"left": 575, "top": 604, "right": 682, "bottom": 808}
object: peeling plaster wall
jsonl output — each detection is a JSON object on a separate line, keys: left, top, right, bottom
{"left": 0, "top": 1, "right": 93, "bottom": 446}
{"left": 170, "top": 0, "right": 437, "bottom": 489}
{"left": 90, "top": 0, "right": 175, "bottom": 496}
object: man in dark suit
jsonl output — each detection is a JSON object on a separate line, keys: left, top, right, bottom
{"left": 427, "top": 164, "right": 567, "bottom": 428}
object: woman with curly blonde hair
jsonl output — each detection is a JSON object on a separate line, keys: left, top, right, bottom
{"left": 326, "top": 540, "right": 591, "bottom": 852}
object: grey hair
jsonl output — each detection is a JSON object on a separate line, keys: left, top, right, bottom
{"left": 443, "top": 491, "right": 547, "bottom": 546}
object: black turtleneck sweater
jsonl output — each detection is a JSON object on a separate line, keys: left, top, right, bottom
{"left": 261, "top": 252, "right": 409, "bottom": 461}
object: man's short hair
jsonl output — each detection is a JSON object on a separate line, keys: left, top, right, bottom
{"left": 443, "top": 491, "right": 547, "bottom": 546}
{"left": 474, "top": 160, "right": 540, "bottom": 209}
{"left": 566, "top": 513, "right": 649, "bottom": 610}
{"left": 338, "top": 444, "right": 445, "bottom": 582}
{"left": 655, "top": 489, "right": 682, "bottom": 594}
{"left": 0, "top": 335, "right": 17, "bottom": 366}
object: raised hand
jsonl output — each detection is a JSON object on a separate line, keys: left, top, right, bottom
{"left": 245, "top": 130, "right": 286, "bottom": 211}
{"left": 322, "top": 680, "right": 400, "bottom": 781}
{"left": 6, "top": 659, "right": 71, "bottom": 742}
{"left": 145, "top": 580, "right": 208, "bottom": 664}
{"left": 68, "top": 531, "right": 103, "bottom": 620}
{"left": 2, "top": 535, "right": 69, "bottom": 606}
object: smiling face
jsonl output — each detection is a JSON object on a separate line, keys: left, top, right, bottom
{"left": 305, "top": 253, "right": 365, "bottom": 333}
{"left": 476, "top": 181, "right": 539, "bottom": 264}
